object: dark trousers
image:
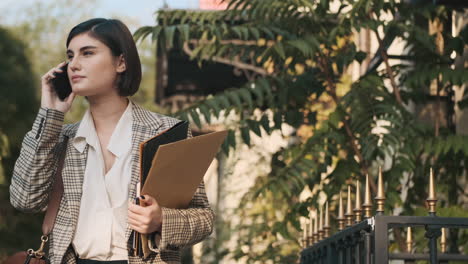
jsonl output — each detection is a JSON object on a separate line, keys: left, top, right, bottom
{"left": 76, "top": 259, "right": 128, "bottom": 264}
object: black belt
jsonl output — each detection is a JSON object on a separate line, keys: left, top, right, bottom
{"left": 77, "top": 258, "right": 128, "bottom": 264}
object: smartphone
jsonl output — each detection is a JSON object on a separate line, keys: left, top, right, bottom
{"left": 51, "top": 63, "right": 72, "bottom": 101}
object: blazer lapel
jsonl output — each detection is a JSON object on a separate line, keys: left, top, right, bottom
{"left": 54, "top": 123, "right": 87, "bottom": 259}
{"left": 62, "top": 143, "right": 87, "bottom": 229}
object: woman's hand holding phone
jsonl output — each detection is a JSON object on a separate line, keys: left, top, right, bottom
{"left": 41, "top": 61, "right": 75, "bottom": 113}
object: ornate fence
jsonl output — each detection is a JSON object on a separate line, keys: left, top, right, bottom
{"left": 300, "top": 168, "right": 468, "bottom": 264}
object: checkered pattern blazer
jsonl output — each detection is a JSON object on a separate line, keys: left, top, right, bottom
{"left": 10, "top": 101, "right": 214, "bottom": 264}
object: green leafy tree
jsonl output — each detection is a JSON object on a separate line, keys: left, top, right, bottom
{"left": 135, "top": 0, "right": 468, "bottom": 262}
{"left": 0, "top": 26, "right": 39, "bottom": 261}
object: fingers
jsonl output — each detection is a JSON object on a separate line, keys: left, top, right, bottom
{"left": 128, "top": 221, "right": 149, "bottom": 234}
{"left": 127, "top": 206, "right": 154, "bottom": 234}
{"left": 128, "top": 212, "right": 161, "bottom": 234}
{"left": 65, "top": 92, "right": 75, "bottom": 104}
{"left": 127, "top": 196, "right": 162, "bottom": 234}
{"left": 41, "top": 62, "right": 66, "bottom": 83}
{"left": 128, "top": 212, "right": 151, "bottom": 226}
{"left": 141, "top": 195, "right": 157, "bottom": 206}
{"left": 128, "top": 202, "right": 147, "bottom": 215}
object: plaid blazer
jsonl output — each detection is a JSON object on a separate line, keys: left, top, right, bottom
{"left": 10, "top": 101, "right": 214, "bottom": 264}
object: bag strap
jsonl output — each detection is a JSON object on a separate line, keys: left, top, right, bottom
{"left": 42, "top": 137, "right": 69, "bottom": 236}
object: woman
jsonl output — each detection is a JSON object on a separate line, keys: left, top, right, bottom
{"left": 9, "top": 18, "right": 214, "bottom": 264}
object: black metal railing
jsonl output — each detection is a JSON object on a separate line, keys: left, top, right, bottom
{"left": 301, "top": 215, "right": 468, "bottom": 264}
{"left": 299, "top": 169, "right": 468, "bottom": 264}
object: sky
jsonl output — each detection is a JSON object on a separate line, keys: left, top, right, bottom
{"left": 96, "top": 0, "right": 199, "bottom": 25}
{"left": 0, "top": 0, "right": 200, "bottom": 30}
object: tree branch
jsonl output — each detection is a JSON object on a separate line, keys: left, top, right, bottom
{"left": 183, "top": 42, "right": 268, "bottom": 76}
{"left": 318, "top": 55, "right": 378, "bottom": 195}
{"left": 371, "top": 14, "right": 403, "bottom": 105}
{"left": 189, "top": 39, "right": 275, "bottom": 47}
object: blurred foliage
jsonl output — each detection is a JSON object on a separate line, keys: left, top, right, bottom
{"left": 0, "top": 26, "right": 40, "bottom": 260}
{"left": 136, "top": 0, "right": 468, "bottom": 262}
{"left": 0, "top": 25, "right": 38, "bottom": 168}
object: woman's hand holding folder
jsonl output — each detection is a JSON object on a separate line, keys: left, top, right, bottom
{"left": 128, "top": 194, "right": 163, "bottom": 234}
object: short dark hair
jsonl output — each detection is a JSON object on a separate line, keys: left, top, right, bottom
{"left": 66, "top": 18, "right": 141, "bottom": 96}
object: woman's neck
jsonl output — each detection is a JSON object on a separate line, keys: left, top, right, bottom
{"left": 87, "top": 93, "right": 129, "bottom": 134}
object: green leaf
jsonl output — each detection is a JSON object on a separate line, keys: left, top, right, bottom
{"left": 190, "top": 109, "right": 202, "bottom": 129}
{"left": 247, "top": 119, "right": 262, "bottom": 137}
{"left": 287, "top": 40, "right": 313, "bottom": 57}
{"left": 463, "top": 138, "right": 468, "bottom": 156}
{"left": 227, "top": 91, "right": 243, "bottom": 109}
{"left": 319, "top": 0, "right": 328, "bottom": 9}
{"left": 164, "top": 26, "right": 176, "bottom": 48}
{"left": 206, "top": 99, "right": 222, "bottom": 117}
{"left": 260, "top": 26, "right": 275, "bottom": 39}
{"left": 434, "top": 138, "right": 444, "bottom": 156}
{"left": 178, "top": 111, "right": 189, "bottom": 122}
{"left": 217, "top": 95, "right": 231, "bottom": 110}
{"left": 241, "top": 126, "right": 251, "bottom": 146}
{"left": 285, "top": 111, "right": 303, "bottom": 128}
{"left": 199, "top": 104, "right": 211, "bottom": 124}
{"left": 355, "top": 51, "right": 367, "bottom": 63}
{"left": 260, "top": 114, "right": 271, "bottom": 134}
{"left": 239, "top": 88, "right": 253, "bottom": 110}
{"left": 216, "top": 45, "right": 229, "bottom": 57}
{"left": 257, "top": 78, "right": 274, "bottom": 105}
{"left": 423, "top": 138, "right": 433, "bottom": 153}
{"left": 452, "top": 135, "right": 463, "bottom": 154}
{"left": 178, "top": 24, "right": 190, "bottom": 42}
{"left": 232, "top": 26, "right": 242, "bottom": 39}
{"left": 239, "top": 27, "right": 249, "bottom": 40}
{"left": 251, "top": 84, "right": 264, "bottom": 106}
{"left": 249, "top": 27, "right": 260, "bottom": 40}
{"left": 221, "top": 137, "right": 230, "bottom": 155}
{"left": 227, "top": 129, "right": 236, "bottom": 148}
{"left": 305, "top": 35, "right": 320, "bottom": 50}
{"left": 329, "top": 111, "right": 343, "bottom": 128}
{"left": 133, "top": 26, "right": 153, "bottom": 42}
{"left": 152, "top": 26, "right": 163, "bottom": 42}
{"left": 190, "top": 45, "right": 204, "bottom": 60}
{"left": 274, "top": 112, "right": 283, "bottom": 130}
{"left": 273, "top": 42, "right": 286, "bottom": 59}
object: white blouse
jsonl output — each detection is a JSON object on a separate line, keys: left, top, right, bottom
{"left": 71, "top": 102, "right": 133, "bottom": 261}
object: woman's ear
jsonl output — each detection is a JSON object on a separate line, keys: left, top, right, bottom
{"left": 116, "top": 54, "right": 126, "bottom": 73}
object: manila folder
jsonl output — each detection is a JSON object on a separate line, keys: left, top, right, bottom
{"left": 141, "top": 130, "right": 228, "bottom": 209}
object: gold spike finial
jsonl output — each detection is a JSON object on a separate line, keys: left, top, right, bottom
{"left": 323, "top": 202, "right": 330, "bottom": 238}
{"left": 354, "top": 179, "right": 363, "bottom": 223}
{"left": 362, "top": 174, "right": 373, "bottom": 218}
{"left": 375, "top": 166, "right": 386, "bottom": 215}
{"left": 302, "top": 219, "right": 308, "bottom": 248}
{"left": 406, "top": 227, "right": 413, "bottom": 253}
{"left": 318, "top": 205, "right": 324, "bottom": 241}
{"left": 313, "top": 213, "right": 319, "bottom": 244}
{"left": 426, "top": 167, "right": 437, "bottom": 215}
{"left": 337, "top": 191, "right": 345, "bottom": 231}
{"left": 441, "top": 228, "right": 447, "bottom": 252}
{"left": 345, "top": 185, "right": 354, "bottom": 227}
{"left": 309, "top": 211, "right": 314, "bottom": 245}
